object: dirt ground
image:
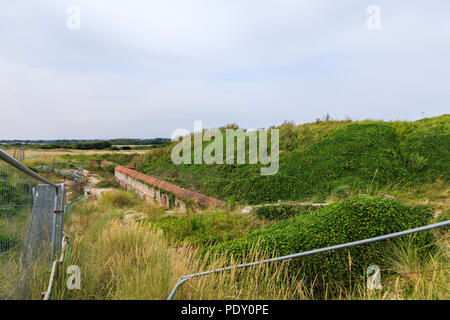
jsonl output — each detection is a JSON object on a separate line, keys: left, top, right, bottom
{"left": 83, "top": 169, "right": 115, "bottom": 198}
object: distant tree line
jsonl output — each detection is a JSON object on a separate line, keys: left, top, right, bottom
{"left": 108, "top": 138, "right": 170, "bottom": 145}
{"left": 0, "top": 138, "right": 171, "bottom": 150}
{"left": 39, "top": 141, "right": 112, "bottom": 150}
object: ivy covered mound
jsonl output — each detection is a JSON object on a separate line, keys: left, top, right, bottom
{"left": 253, "top": 204, "right": 320, "bottom": 220}
{"left": 137, "top": 114, "right": 449, "bottom": 204}
{"left": 211, "top": 196, "right": 433, "bottom": 284}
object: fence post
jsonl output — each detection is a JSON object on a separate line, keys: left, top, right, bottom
{"left": 57, "top": 184, "right": 66, "bottom": 254}
{"left": 51, "top": 185, "right": 63, "bottom": 258}
{"left": 51, "top": 199, "right": 57, "bottom": 258}
{"left": 22, "top": 187, "right": 37, "bottom": 261}
{"left": 0, "top": 149, "right": 64, "bottom": 299}
{"left": 51, "top": 157, "right": 55, "bottom": 174}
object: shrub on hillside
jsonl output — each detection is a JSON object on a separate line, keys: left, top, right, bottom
{"left": 0, "top": 173, "right": 22, "bottom": 216}
{"left": 225, "top": 123, "right": 407, "bottom": 204}
{"left": 253, "top": 204, "right": 319, "bottom": 220}
{"left": 0, "top": 173, "right": 19, "bottom": 203}
{"left": 223, "top": 175, "right": 298, "bottom": 204}
{"left": 148, "top": 211, "right": 267, "bottom": 246}
{"left": 99, "top": 190, "right": 140, "bottom": 208}
{"left": 95, "top": 180, "right": 118, "bottom": 189}
{"left": 211, "top": 196, "right": 433, "bottom": 284}
{"left": 397, "top": 116, "right": 450, "bottom": 183}
{"left": 0, "top": 233, "right": 19, "bottom": 252}
{"left": 138, "top": 115, "right": 449, "bottom": 204}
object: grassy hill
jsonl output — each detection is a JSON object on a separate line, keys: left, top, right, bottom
{"left": 33, "top": 115, "right": 448, "bottom": 300}
{"left": 132, "top": 115, "right": 449, "bottom": 205}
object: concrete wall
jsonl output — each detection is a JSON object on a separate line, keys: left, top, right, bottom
{"left": 115, "top": 170, "right": 185, "bottom": 210}
{"left": 115, "top": 166, "right": 224, "bottom": 210}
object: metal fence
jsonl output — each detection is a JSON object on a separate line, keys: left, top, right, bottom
{"left": 0, "top": 150, "right": 65, "bottom": 300}
{"left": 12, "top": 149, "right": 25, "bottom": 161}
{"left": 168, "top": 219, "right": 450, "bottom": 299}
{"left": 33, "top": 159, "right": 86, "bottom": 196}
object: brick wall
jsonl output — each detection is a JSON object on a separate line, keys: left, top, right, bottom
{"left": 114, "top": 166, "right": 224, "bottom": 210}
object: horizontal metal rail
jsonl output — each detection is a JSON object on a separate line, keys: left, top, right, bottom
{"left": 0, "top": 149, "right": 58, "bottom": 188}
{"left": 167, "top": 219, "right": 450, "bottom": 299}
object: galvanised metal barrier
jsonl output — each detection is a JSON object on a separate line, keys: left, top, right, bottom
{"left": 0, "top": 149, "right": 65, "bottom": 299}
{"left": 12, "top": 149, "right": 25, "bottom": 161}
{"left": 33, "top": 159, "right": 86, "bottom": 195}
{"left": 168, "top": 219, "right": 450, "bottom": 299}
{"left": 42, "top": 186, "right": 88, "bottom": 300}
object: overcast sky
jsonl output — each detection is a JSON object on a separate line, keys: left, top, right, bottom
{"left": 0, "top": 0, "right": 449, "bottom": 139}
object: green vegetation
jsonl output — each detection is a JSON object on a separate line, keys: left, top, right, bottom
{"left": 0, "top": 176, "right": 20, "bottom": 207}
{"left": 56, "top": 192, "right": 448, "bottom": 300}
{"left": 145, "top": 210, "right": 268, "bottom": 246}
{"left": 61, "top": 153, "right": 138, "bottom": 167}
{"left": 41, "top": 140, "right": 112, "bottom": 150}
{"left": 211, "top": 196, "right": 434, "bottom": 283}
{"left": 19, "top": 115, "right": 449, "bottom": 300}
{"left": 57, "top": 204, "right": 292, "bottom": 300}
{"left": 0, "top": 234, "right": 19, "bottom": 252}
{"left": 0, "top": 165, "right": 46, "bottom": 300}
{"left": 94, "top": 180, "right": 118, "bottom": 189}
{"left": 0, "top": 172, "right": 34, "bottom": 218}
{"left": 98, "top": 190, "right": 140, "bottom": 208}
{"left": 0, "top": 138, "right": 170, "bottom": 150}
{"left": 108, "top": 138, "right": 170, "bottom": 146}
{"left": 253, "top": 204, "right": 319, "bottom": 220}
{"left": 134, "top": 115, "right": 449, "bottom": 204}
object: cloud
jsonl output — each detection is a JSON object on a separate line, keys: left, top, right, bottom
{"left": 0, "top": 1, "right": 449, "bottom": 139}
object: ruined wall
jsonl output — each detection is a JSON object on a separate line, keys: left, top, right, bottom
{"left": 114, "top": 166, "right": 224, "bottom": 211}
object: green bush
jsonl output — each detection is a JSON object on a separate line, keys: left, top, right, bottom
{"left": 211, "top": 196, "right": 433, "bottom": 283}
{"left": 95, "top": 180, "right": 118, "bottom": 189}
{"left": 148, "top": 211, "right": 266, "bottom": 246}
{"left": 0, "top": 177, "right": 20, "bottom": 206}
{"left": 253, "top": 204, "right": 319, "bottom": 220}
{"left": 137, "top": 115, "right": 449, "bottom": 204}
{"left": 226, "top": 123, "right": 407, "bottom": 203}
{"left": 396, "top": 115, "right": 450, "bottom": 183}
{"left": 0, "top": 233, "right": 19, "bottom": 252}
{"left": 0, "top": 206, "right": 18, "bottom": 218}
{"left": 98, "top": 190, "right": 140, "bottom": 208}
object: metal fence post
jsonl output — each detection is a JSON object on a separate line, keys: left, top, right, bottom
{"left": 51, "top": 191, "right": 58, "bottom": 258}
{"left": 22, "top": 187, "right": 37, "bottom": 267}
{"left": 1, "top": 150, "right": 67, "bottom": 299}
{"left": 56, "top": 184, "right": 66, "bottom": 255}
{"left": 51, "top": 157, "right": 55, "bottom": 174}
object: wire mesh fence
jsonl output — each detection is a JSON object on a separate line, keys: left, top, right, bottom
{"left": 0, "top": 151, "right": 65, "bottom": 300}
{"left": 0, "top": 159, "right": 36, "bottom": 299}
{"left": 32, "top": 160, "right": 86, "bottom": 197}
{"left": 12, "top": 149, "right": 25, "bottom": 161}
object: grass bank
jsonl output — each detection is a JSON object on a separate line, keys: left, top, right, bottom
{"left": 55, "top": 191, "right": 449, "bottom": 300}
{"left": 132, "top": 115, "right": 449, "bottom": 206}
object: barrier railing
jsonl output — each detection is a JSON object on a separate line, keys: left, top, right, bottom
{"left": 168, "top": 220, "right": 450, "bottom": 299}
{"left": 0, "top": 149, "right": 65, "bottom": 299}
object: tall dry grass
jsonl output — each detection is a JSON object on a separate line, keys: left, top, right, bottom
{"left": 57, "top": 216, "right": 299, "bottom": 300}
{"left": 55, "top": 192, "right": 449, "bottom": 300}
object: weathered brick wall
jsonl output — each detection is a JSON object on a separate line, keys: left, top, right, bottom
{"left": 115, "top": 166, "right": 224, "bottom": 210}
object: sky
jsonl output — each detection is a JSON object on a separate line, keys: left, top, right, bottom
{"left": 0, "top": 0, "right": 449, "bottom": 139}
